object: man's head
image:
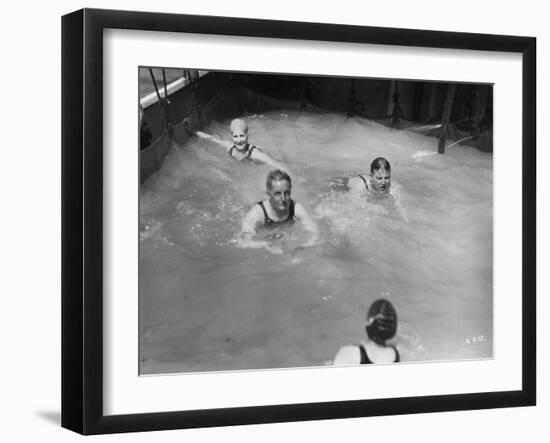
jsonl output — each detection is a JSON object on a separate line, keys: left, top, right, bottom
{"left": 365, "top": 299, "right": 397, "bottom": 345}
{"left": 370, "top": 157, "right": 391, "bottom": 194}
{"left": 230, "top": 119, "right": 249, "bottom": 148}
{"left": 266, "top": 169, "right": 292, "bottom": 214}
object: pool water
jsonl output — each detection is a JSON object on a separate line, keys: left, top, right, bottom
{"left": 139, "top": 111, "right": 493, "bottom": 374}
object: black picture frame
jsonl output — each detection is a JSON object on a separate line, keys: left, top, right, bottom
{"left": 61, "top": 8, "right": 536, "bottom": 435}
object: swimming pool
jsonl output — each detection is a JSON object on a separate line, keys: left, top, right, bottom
{"left": 139, "top": 110, "right": 493, "bottom": 374}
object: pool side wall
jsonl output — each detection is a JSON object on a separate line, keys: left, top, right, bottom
{"left": 140, "top": 72, "right": 492, "bottom": 183}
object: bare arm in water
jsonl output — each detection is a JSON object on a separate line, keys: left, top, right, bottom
{"left": 346, "top": 175, "right": 370, "bottom": 197}
{"left": 237, "top": 203, "right": 319, "bottom": 254}
{"left": 196, "top": 130, "right": 290, "bottom": 173}
{"left": 248, "top": 149, "right": 290, "bottom": 173}
{"left": 195, "top": 130, "right": 233, "bottom": 151}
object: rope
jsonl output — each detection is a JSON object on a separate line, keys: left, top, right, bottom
{"left": 148, "top": 68, "right": 172, "bottom": 137}
{"left": 346, "top": 79, "right": 365, "bottom": 118}
{"left": 180, "top": 82, "right": 231, "bottom": 136}
{"left": 391, "top": 90, "right": 404, "bottom": 128}
{"left": 161, "top": 69, "right": 173, "bottom": 136}
{"left": 148, "top": 68, "right": 163, "bottom": 104}
{"left": 446, "top": 135, "right": 477, "bottom": 150}
{"left": 162, "top": 69, "right": 169, "bottom": 99}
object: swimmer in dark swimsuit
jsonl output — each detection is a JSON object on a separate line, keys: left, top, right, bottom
{"left": 347, "top": 157, "right": 392, "bottom": 197}
{"left": 333, "top": 299, "right": 400, "bottom": 365}
{"left": 195, "top": 118, "right": 288, "bottom": 171}
{"left": 228, "top": 142, "right": 260, "bottom": 162}
{"left": 257, "top": 199, "right": 296, "bottom": 227}
{"left": 239, "top": 169, "right": 319, "bottom": 254}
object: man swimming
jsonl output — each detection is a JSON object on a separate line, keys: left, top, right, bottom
{"left": 239, "top": 169, "right": 319, "bottom": 254}
{"left": 333, "top": 299, "right": 400, "bottom": 365}
{"left": 196, "top": 118, "right": 288, "bottom": 171}
{"left": 346, "top": 157, "right": 392, "bottom": 197}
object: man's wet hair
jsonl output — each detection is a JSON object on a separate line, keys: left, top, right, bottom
{"left": 370, "top": 157, "right": 391, "bottom": 173}
{"left": 266, "top": 169, "right": 292, "bottom": 190}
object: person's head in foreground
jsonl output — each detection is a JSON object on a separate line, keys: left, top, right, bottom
{"left": 365, "top": 298, "right": 397, "bottom": 345}
{"left": 332, "top": 298, "right": 399, "bottom": 365}
{"left": 230, "top": 118, "right": 249, "bottom": 148}
{"left": 266, "top": 169, "right": 292, "bottom": 215}
{"left": 370, "top": 157, "right": 391, "bottom": 195}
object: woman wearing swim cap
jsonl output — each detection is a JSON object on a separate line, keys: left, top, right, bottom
{"left": 333, "top": 299, "right": 399, "bottom": 365}
{"left": 195, "top": 118, "right": 289, "bottom": 172}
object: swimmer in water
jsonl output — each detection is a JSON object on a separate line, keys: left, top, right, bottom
{"left": 196, "top": 118, "right": 288, "bottom": 171}
{"left": 239, "top": 169, "right": 319, "bottom": 254}
{"left": 346, "top": 157, "right": 392, "bottom": 198}
{"left": 333, "top": 299, "right": 399, "bottom": 365}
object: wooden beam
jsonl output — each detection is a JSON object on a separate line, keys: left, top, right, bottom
{"left": 438, "top": 84, "right": 457, "bottom": 154}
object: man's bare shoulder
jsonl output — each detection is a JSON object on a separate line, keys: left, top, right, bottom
{"left": 241, "top": 202, "right": 265, "bottom": 233}
{"left": 347, "top": 174, "right": 370, "bottom": 193}
{"left": 245, "top": 201, "right": 264, "bottom": 217}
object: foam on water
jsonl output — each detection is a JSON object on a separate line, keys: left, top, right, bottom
{"left": 140, "top": 110, "right": 493, "bottom": 374}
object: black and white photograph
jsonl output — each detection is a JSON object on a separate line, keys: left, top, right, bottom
{"left": 3, "top": 0, "right": 544, "bottom": 440}
{"left": 138, "top": 67, "right": 493, "bottom": 375}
